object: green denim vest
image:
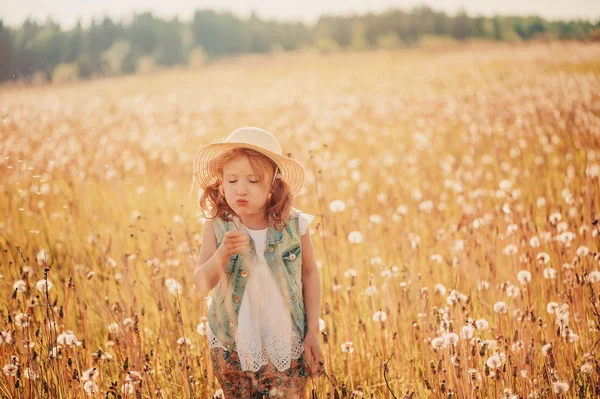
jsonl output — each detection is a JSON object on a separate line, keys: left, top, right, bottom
{"left": 208, "top": 208, "right": 306, "bottom": 352}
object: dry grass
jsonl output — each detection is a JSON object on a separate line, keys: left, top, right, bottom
{"left": 1, "top": 41, "right": 600, "bottom": 398}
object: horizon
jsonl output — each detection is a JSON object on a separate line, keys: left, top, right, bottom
{"left": 3, "top": 0, "right": 600, "bottom": 29}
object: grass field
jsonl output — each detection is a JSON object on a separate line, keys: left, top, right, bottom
{"left": 1, "top": 41, "right": 600, "bottom": 398}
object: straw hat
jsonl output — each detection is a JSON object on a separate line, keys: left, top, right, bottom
{"left": 193, "top": 127, "right": 305, "bottom": 196}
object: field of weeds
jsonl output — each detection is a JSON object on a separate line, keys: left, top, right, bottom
{"left": 1, "top": 42, "right": 600, "bottom": 398}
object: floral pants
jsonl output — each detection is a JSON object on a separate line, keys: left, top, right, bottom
{"left": 210, "top": 347, "right": 310, "bottom": 398}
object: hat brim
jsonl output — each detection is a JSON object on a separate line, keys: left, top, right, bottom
{"left": 194, "top": 142, "right": 305, "bottom": 196}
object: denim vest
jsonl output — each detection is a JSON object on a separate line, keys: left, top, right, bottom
{"left": 208, "top": 208, "right": 306, "bottom": 352}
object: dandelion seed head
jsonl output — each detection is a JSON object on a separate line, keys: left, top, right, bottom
{"left": 552, "top": 381, "right": 569, "bottom": 394}
{"left": 486, "top": 354, "right": 502, "bottom": 369}
{"left": 341, "top": 341, "right": 354, "bottom": 353}
{"left": 493, "top": 301, "right": 508, "bottom": 314}
{"left": 517, "top": 270, "right": 531, "bottom": 285}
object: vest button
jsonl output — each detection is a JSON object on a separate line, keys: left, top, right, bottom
{"left": 268, "top": 247, "right": 274, "bottom": 252}
{"left": 240, "top": 271, "right": 248, "bottom": 277}
{"left": 289, "top": 253, "right": 296, "bottom": 260}
{"left": 229, "top": 320, "right": 234, "bottom": 327}
{"left": 233, "top": 295, "right": 240, "bottom": 303}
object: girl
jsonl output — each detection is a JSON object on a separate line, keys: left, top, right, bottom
{"left": 193, "top": 127, "right": 324, "bottom": 398}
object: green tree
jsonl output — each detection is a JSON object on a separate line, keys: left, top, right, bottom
{"left": 0, "top": 21, "right": 14, "bottom": 80}
{"left": 453, "top": 9, "right": 471, "bottom": 40}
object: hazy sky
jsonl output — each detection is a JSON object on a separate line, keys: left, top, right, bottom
{"left": 3, "top": 0, "right": 600, "bottom": 28}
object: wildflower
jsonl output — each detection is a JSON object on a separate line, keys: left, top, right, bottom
{"left": 24, "top": 368, "right": 38, "bottom": 380}
{"left": 512, "top": 308, "right": 524, "bottom": 320}
{"left": 0, "top": 330, "right": 12, "bottom": 344}
{"left": 14, "top": 313, "right": 29, "bottom": 327}
{"left": 493, "top": 302, "right": 508, "bottom": 314}
{"left": 13, "top": 280, "right": 27, "bottom": 293}
{"left": 177, "top": 337, "right": 191, "bottom": 346}
{"left": 577, "top": 246, "right": 590, "bottom": 257}
{"left": 536, "top": 252, "right": 550, "bottom": 264}
{"left": 82, "top": 367, "right": 98, "bottom": 381}
{"left": 581, "top": 363, "right": 593, "bottom": 373}
{"left": 541, "top": 343, "right": 552, "bottom": 357}
{"left": 165, "top": 278, "right": 182, "bottom": 295}
{"left": 36, "top": 249, "right": 49, "bottom": 264}
{"left": 460, "top": 325, "right": 474, "bottom": 339}
{"left": 121, "top": 381, "right": 134, "bottom": 395}
{"left": 49, "top": 345, "right": 62, "bottom": 359}
{"left": 552, "top": 381, "right": 569, "bottom": 394}
{"left": 344, "top": 269, "right": 357, "bottom": 278}
{"left": 486, "top": 355, "right": 502, "bottom": 369}
{"left": 475, "top": 319, "right": 489, "bottom": 330}
{"left": 566, "top": 331, "right": 579, "bottom": 343}
{"left": 503, "top": 244, "right": 518, "bottom": 256}
{"left": 319, "top": 318, "right": 326, "bottom": 331}
{"left": 547, "top": 302, "right": 559, "bottom": 314}
{"left": 529, "top": 236, "right": 540, "bottom": 247}
{"left": 341, "top": 341, "right": 354, "bottom": 353}
{"left": 197, "top": 322, "right": 207, "bottom": 336}
{"left": 2, "top": 364, "right": 17, "bottom": 376}
{"left": 446, "top": 290, "right": 459, "bottom": 305}
{"left": 369, "top": 214, "right": 382, "bottom": 224}
{"left": 520, "top": 370, "right": 528, "bottom": 378}
{"left": 434, "top": 284, "right": 447, "bottom": 295}
{"left": 431, "top": 337, "right": 445, "bottom": 350}
{"left": 444, "top": 333, "right": 459, "bottom": 346}
{"left": 544, "top": 268, "right": 557, "bottom": 279}
{"left": 588, "top": 271, "right": 600, "bottom": 283}
{"left": 477, "top": 281, "right": 490, "bottom": 291}
{"left": 549, "top": 212, "right": 562, "bottom": 225}
{"left": 84, "top": 381, "right": 99, "bottom": 394}
{"left": 57, "top": 330, "right": 81, "bottom": 347}
{"left": 517, "top": 270, "right": 531, "bottom": 285}
{"left": 213, "top": 389, "right": 225, "bottom": 399}
{"left": 430, "top": 254, "right": 443, "bottom": 264}
{"left": 36, "top": 279, "right": 53, "bottom": 293}
{"left": 127, "top": 370, "right": 142, "bottom": 383}
{"left": 347, "top": 231, "right": 363, "bottom": 244}
{"left": 506, "top": 285, "right": 520, "bottom": 298}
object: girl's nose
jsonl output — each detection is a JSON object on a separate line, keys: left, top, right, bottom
{"left": 236, "top": 183, "right": 248, "bottom": 195}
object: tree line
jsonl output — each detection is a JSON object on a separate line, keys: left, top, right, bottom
{"left": 1, "top": 7, "right": 598, "bottom": 83}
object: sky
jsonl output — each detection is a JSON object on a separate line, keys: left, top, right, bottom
{"left": 2, "top": 0, "right": 600, "bottom": 29}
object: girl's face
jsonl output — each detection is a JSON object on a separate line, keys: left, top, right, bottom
{"left": 221, "top": 155, "right": 273, "bottom": 217}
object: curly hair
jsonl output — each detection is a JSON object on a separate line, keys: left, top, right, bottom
{"left": 198, "top": 148, "right": 294, "bottom": 231}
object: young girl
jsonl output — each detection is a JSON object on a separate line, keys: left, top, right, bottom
{"left": 193, "top": 127, "right": 324, "bottom": 398}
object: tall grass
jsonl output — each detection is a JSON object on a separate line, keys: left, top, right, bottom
{"left": 1, "top": 41, "right": 600, "bottom": 398}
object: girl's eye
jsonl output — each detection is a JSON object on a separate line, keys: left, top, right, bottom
{"left": 227, "top": 180, "right": 258, "bottom": 183}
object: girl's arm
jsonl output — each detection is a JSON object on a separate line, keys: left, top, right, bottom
{"left": 301, "top": 229, "right": 321, "bottom": 334}
{"left": 194, "top": 220, "right": 229, "bottom": 300}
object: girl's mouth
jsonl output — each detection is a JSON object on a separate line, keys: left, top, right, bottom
{"left": 236, "top": 200, "right": 248, "bottom": 206}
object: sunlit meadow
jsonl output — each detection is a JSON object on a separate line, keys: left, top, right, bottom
{"left": 1, "top": 41, "right": 600, "bottom": 398}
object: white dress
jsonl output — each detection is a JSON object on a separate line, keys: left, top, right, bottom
{"left": 207, "top": 212, "right": 314, "bottom": 372}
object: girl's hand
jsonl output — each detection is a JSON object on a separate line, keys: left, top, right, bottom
{"left": 303, "top": 331, "right": 324, "bottom": 376}
{"left": 217, "top": 230, "right": 250, "bottom": 264}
